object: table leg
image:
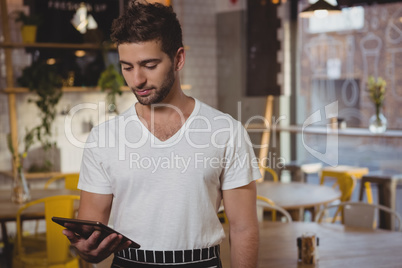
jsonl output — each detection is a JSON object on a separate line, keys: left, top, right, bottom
{"left": 378, "top": 180, "right": 397, "bottom": 230}
{"left": 299, "top": 208, "right": 304, "bottom": 221}
{"left": 1, "top": 221, "right": 12, "bottom": 268}
{"left": 358, "top": 180, "right": 365, "bottom": 201}
{"left": 288, "top": 209, "right": 300, "bottom": 221}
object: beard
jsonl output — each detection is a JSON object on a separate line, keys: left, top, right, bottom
{"left": 133, "top": 64, "right": 175, "bottom": 105}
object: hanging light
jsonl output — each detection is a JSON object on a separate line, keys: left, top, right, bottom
{"left": 71, "top": 3, "right": 98, "bottom": 34}
{"left": 299, "top": 0, "right": 342, "bottom": 18}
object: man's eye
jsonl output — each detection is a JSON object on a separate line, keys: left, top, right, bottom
{"left": 145, "top": 65, "right": 157, "bottom": 70}
{"left": 123, "top": 66, "right": 133, "bottom": 71}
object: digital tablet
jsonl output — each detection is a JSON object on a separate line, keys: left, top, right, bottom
{"left": 52, "top": 216, "right": 140, "bottom": 248}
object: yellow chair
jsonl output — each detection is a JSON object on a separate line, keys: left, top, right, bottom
{"left": 13, "top": 195, "right": 80, "bottom": 268}
{"left": 44, "top": 173, "right": 80, "bottom": 190}
{"left": 318, "top": 174, "right": 356, "bottom": 224}
{"left": 320, "top": 165, "right": 372, "bottom": 203}
{"left": 259, "top": 165, "right": 279, "bottom": 182}
{"left": 35, "top": 173, "right": 79, "bottom": 236}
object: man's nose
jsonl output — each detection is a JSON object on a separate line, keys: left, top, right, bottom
{"left": 133, "top": 69, "right": 147, "bottom": 88}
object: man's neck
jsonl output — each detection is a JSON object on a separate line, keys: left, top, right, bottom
{"left": 136, "top": 89, "right": 195, "bottom": 121}
{"left": 135, "top": 90, "right": 196, "bottom": 141}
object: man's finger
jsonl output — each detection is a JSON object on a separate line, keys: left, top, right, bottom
{"left": 62, "top": 229, "right": 80, "bottom": 244}
{"left": 99, "top": 233, "right": 121, "bottom": 251}
{"left": 115, "top": 240, "right": 132, "bottom": 253}
{"left": 86, "top": 230, "right": 102, "bottom": 249}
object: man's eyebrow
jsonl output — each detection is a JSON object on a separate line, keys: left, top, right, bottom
{"left": 119, "top": 59, "right": 161, "bottom": 66}
{"left": 138, "top": 58, "right": 162, "bottom": 65}
{"left": 119, "top": 60, "right": 132, "bottom": 66}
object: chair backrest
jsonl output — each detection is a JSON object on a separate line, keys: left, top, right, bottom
{"left": 256, "top": 195, "right": 292, "bottom": 223}
{"left": 320, "top": 173, "right": 356, "bottom": 202}
{"left": 337, "top": 175, "right": 356, "bottom": 202}
{"left": 315, "top": 201, "right": 402, "bottom": 231}
{"left": 259, "top": 166, "right": 279, "bottom": 182}
{"left": 44, "top": 173, "right": 79, "bottom": 190}
{"left": 15, "top": 195, "right": 80, "bottom": 264}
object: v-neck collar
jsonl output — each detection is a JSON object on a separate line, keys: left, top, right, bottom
{"left": 133, "top": 98, "right": 200, "bottom": 146}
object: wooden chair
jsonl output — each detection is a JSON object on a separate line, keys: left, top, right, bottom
{"left": 13, "top": 195, "right": 81, "bottom": 268}
{"left": 44, "top": 173, "right": 80, "bottom": 190}
{"left": 315, "top": 201, "right": 402, "bottom": 232}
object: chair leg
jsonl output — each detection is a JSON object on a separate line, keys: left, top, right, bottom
{"left": 332, "top": 206, "right": 343, "bottom": 224}
{"left": 364, "top": 182, "right": 373, "bottom": 204}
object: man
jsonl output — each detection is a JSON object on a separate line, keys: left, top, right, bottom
{"left": 63, "top": 1, "right": 260, "bottom": 267}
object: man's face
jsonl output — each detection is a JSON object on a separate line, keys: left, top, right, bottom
{"left": 118, "top": 41, "right": 176, "bottom": 105}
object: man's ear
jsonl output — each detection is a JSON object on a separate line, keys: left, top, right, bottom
{"left": 174, "top": 47, "right": 185, "bottom": 71}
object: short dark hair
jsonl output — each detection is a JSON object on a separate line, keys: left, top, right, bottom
{"left": 111, "top": 0, "right": 183, "bottom": 60}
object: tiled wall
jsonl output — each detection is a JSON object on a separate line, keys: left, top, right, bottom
{"left": 173, "top": 0, "right": 218, "bottom": 108}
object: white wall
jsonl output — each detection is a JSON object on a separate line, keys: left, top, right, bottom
{"left": 173, "top": 0, "right": 218, "bottom": 107}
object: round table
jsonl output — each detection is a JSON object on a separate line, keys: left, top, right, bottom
{"left": 256, "top": 182, "right": 341, "bottom": 220}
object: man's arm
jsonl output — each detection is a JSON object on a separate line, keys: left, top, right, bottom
{"left": 222, "top": 181, "right": 259, "bottom": 268}
{"left": 62, "top": 190, "right": 131, "bottom": 263}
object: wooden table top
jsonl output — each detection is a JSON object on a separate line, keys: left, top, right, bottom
{"left": 256, "top": 182, "right": 341, "bottom": 210}
{"left": 220, "top": 221, "right": 402, "bottom": 267}
{"left": 0, "top": 188, "right": 80, "bottom": 221}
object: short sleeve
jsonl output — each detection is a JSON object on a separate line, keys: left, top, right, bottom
{"left": 220, "top": 122, "right": 261, "bottom": 190}
{"left": 78, "top": 127, "right": 113, "bottom": 194}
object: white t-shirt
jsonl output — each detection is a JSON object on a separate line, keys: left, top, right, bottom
{"left": 78, "top": 98, "right": 261, "bottom": 250}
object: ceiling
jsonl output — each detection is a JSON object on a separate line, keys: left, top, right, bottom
{"left": 336, "top": 0, "right": 402, "bottom": 7}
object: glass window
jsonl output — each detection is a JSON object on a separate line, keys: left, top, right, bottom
{"left": 295, "top": 1, "right": 402, "bottom": 170}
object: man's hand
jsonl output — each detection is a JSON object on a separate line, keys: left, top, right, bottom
{"left": 63, "top": 191, "right": 123, "bottom": 263}
{"left": 63, "top": 228, "right": 132, "bottom": 263}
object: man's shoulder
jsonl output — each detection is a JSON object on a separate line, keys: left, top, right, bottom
{"left": 91, "top": 105, "right": 136, "bottom": 133}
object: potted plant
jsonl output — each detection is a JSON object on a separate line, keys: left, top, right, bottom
{"left": 98, "top": 64, "right": 124, "bottom": 114}
{"left": 366, "top": 76, "right": 387, "bottom": 133}
{"left": 18, "top": 60, "right": 63, "bottom": 171}
{"left": 14, "top": 11, "right": 42, "bottom": 43}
